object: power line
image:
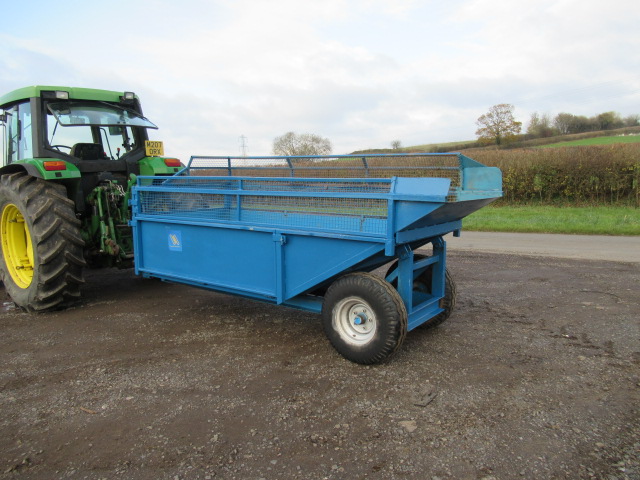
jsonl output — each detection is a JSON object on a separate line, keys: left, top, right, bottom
{"left": 238, "top": 135, "right": 248, "bottom": 156}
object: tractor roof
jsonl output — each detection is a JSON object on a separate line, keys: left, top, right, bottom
{"left": 0, "top": 86, "right": 137, "bottom": 107}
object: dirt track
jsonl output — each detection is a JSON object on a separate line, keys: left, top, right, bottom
{"left": 1, "top": 250, "right": 639, "bottom": 479}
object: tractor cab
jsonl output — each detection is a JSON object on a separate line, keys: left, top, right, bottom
{"left": 0, "top": 86, "right": 181, "bottom": 210}
{"left": 1, "top": 87, "right": 155, "bottom": 165}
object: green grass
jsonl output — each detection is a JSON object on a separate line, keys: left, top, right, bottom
{"left": 539, "top": 135, "right": 640, "bottom": 148}
{"left": 463, "top": 205, "right": 640, "bottom": 235}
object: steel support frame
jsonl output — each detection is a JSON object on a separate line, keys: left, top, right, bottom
{"left": 386, "top": 236, "right": 447, "bottom": 331}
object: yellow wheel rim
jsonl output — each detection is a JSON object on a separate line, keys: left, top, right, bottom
{"left": 1, "top": 204, "right": 34, "bottom": 288}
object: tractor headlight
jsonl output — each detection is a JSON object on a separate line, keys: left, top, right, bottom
{"left": 55, "top": 91, "right": 69, "bottom": 100}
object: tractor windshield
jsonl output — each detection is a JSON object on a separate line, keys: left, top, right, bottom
{"left": 46, "top": 101, "right": 157, "bottom": 160}
{"left": 47, "top": 101, "right": 158, "bottom": 129}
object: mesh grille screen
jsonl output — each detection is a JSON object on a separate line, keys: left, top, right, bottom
{"left": 138, "top": 178, "right": 390, "bottom": 235}
{"left": 187, "top": 154, "right": 461, "bottom": 193}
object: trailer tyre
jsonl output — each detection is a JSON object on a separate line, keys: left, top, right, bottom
{"left": 0, "top": 172, "right": 85, "bottom": 311}
{"left": 322, "top": 272, "right": 407, "bottom": 364}
{"left": 386, "top": 254, "right": 457, "bottom": 329}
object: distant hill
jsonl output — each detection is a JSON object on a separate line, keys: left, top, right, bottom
{"left": 352, "top": 125, "right": 640, "bottom": 154}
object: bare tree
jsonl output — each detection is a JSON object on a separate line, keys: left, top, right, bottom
{"left": 624, "top": 114, "right": 640, "bottom": 127}
{"left": 476, "top": 104, "right": 522, "bottom": 145}
{"left": 273, "top": 132, "right": 332, "bottom": 156}
{"left": 554, "top": 113, "right": 597, "bottom": 134}
{"left": 553, "top": 113, "right": 575, "bottom": 135}
{"left": 527, "top": 112, "right": 541, "bottom": 134}
{"left": 527, "top": 112, "right": 557, "bottom": 138}
{"left": 391, "top": 140, "right": 402, "bottom": 150}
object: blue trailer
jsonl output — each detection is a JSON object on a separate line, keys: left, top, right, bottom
{"left": 130, "top": 153, "right": 502, "bottom": 363}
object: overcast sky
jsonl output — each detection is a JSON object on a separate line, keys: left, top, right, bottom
{"left": 1, "top": 0, "right": 638, "bottom": 159}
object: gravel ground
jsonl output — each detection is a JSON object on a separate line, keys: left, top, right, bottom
{"left": 0, "top": 251, "right": 638, "bottom": 480}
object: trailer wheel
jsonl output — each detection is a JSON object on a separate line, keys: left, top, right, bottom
{"left": 386, "top": 254, "right": 457, "bottom": 329}
{"left": 322, "top": 272, "right": 407, "bottom": 364}
{"left": 0, "top": 172, "right": 85, "bottom": 311}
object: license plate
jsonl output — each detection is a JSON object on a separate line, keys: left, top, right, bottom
{"left": 145, "top": 140, "right": 164, "bottom": 157}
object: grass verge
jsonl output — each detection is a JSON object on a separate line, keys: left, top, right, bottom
{"left": 463, "top": 205, "right": 640, "bottom": 236}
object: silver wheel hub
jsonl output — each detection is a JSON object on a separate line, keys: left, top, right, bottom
{"left": 333, "top": 296, "right": 377, "bottom": 345}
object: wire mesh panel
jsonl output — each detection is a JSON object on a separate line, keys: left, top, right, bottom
{"left": 140, "top": 191, "right": 232, "bottom": 216}
{"left": 137, "top": 177, "right": 391, "bottom": 236}
{"left": 155, "top": 176, "right": 392, "bottom": 194}
{"left": 186, "top": 154, "right": 462, "bottom": 198}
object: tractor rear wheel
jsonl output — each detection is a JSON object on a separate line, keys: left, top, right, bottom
{"left": 0, "top": 172, "right": 85, "bottom": 311}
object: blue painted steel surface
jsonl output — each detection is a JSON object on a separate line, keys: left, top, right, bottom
{"left": 131, "top": 153, "right": 502, "bottom": 330}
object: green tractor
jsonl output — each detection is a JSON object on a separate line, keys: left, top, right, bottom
{"left": 0, "top": 86, "right": 183, "bottom": 311}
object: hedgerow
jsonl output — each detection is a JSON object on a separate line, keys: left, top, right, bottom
{"left": 467, "top": 144, "right": 640, "bottom": 206}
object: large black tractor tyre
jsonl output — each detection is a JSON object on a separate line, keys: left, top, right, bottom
{"left": 0, "top": 172, "right": 85, "bottom": 311}
{"left": 322, "top": 272, "right": 408, "bottom": 364}
{"left": 386, "top": 254, "right": 457, "bottom": 329}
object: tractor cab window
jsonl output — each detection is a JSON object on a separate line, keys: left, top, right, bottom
{"left": 100, "top": 125, "right": 138, "bottom": 159}
{"left": 2, "top": 102, "right": 33, "bottom": 165}
{"left": 46, "top": 101, "right": 157, "bottom": 160}
{"left": 47, "top": 113, "right": 94, "bottom": 154}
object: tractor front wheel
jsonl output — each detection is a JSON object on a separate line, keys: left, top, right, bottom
{"left": 0, "top": 172, "right": 85, "bottom": 311}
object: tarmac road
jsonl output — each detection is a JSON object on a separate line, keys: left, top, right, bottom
{"left": 445, "top": 231, "right": 640, "bottom": 263}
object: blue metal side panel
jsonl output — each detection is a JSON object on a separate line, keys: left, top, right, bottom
{"left": 393, "top": 201, "right": 441, "bottom": 231}
{"left": 393, "top": 177, "right": 450, "bottom": 200}
{"left": 136, "top": 220, "right": 277, "bottom": 298}
{"left": 458, "top": 167, "right": 503, "bottom": 201}
{"left": 395, "top": 198, "right": 496, "bottom": 233}
{"left": 282, "top": 235, "right": 386, "bottom": 299}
